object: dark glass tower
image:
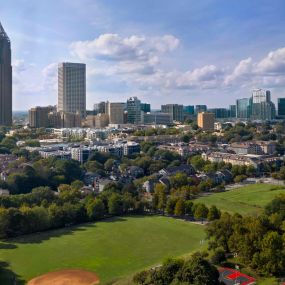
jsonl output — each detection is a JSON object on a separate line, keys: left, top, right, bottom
{"left": 0, "top": 22, "right": 12, "bottom": 126}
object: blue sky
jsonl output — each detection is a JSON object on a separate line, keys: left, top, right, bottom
{"left": 1, "top": 0, "right": 285, "bottom": 110}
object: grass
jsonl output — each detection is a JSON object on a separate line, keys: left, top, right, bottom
{"left": 0, "top": 215, "right": 206, "bottom": 284}
{"left": 194, "top": 183, "right": 285, "bottom": 215}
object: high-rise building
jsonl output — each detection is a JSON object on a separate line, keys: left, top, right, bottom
{"left": 94, "top": 102, "right": 106, "bottom": 115}
{"left": 143, "top": 112, "right": 172, "bottom": 125}
{"left": 195, "top": 105, "right": 207, "bottom": 114}
{"left": 236, "top": 98, "right": 252, "bottom": 119}
{"left": 278, "top": 98, "right": 285, "bottom": 117}
{"left": 127, "top": 97, "right": 142, "bottom": 124}
{"left": 251, "top": 89, "right": 276, "bottom": 121}
{"left": 58, "top": 62, "right": 86, "bottom": 119}
{"left": 229, "top": 105, "right": 236, "bottom": 118}
{"left": 208, "top": 108, "right": 228, "bottom": 119}
{"left": 28, "top": 106, "right": 56, "bottom": 128}
{"left": 197, "top": 112, "right": 215, "bottom": 131}
{"left": 0, "top": 22, "right": 12, "bottom": 126}
{"left": 161, "top": 104, "right": 183, "bottom": 122}
{"left": 140, "top": 103, "right": 151, "bottom": 113}
{"left": 106, "top": 102, "right": 124, "bottom": 125}
{"left": 184, "top": 105, "right": 195, "bottom": 115}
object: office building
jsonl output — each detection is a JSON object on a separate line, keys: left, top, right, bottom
{"left": 251, "top": 89, "right": 276, "bottom": 121}
{"left": 197, "top": 112, "right": 215, "bottom": 131}
{"left": 0, "top": 22, "right": 12, "bottom": 126}
{"left": 127, "top": 97, "right": 142, "bottom": 124}
{"left": 229, "top": 105, "right": 236, "bottom": 118}
{"left": 208, "top": 108, "right": 228, "bottom": 119}
{"left": 236, "top": 98, "right": 252, "bottom": 119}
{"left": 161, "top": 104, "right": 183, "bottom": 122}
{"left": 195, "top": 105, "right": 207, "bottom": 114}
{"left": 106, "top": 102, "right": 124, "bottom": 124}
{"left": 28, "top": 106, "right": 56, "bottom": 128}
{"left": 58, "top": 62, "right": 86, "bottom": 119}
{"left": 94, "top": 102, "right": 106, "bottom": 115}
{"left": 141, "top": 103, "right": 151, "bottom": 113}
{"left": 184, "top": 105, "right": 195, "bottom": 115}
{"left": 71, "top": 147, "right": 91, "bottom": 163}
{"left": 143, "top": 112, "right": 172, "bottom": 125}
{"left": 278, "top": 98, "right": 285, "bottom": 117}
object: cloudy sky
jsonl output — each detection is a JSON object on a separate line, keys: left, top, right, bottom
{"left": 1, "top": 0, "right": 285, "bottom": 110}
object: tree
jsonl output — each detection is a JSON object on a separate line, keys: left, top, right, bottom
{"left": 153, "top": 184, "right": 167, "bottom": 213}
{"left": 104, "top": 159, "right": 115, "bottom": 171}
{"left": 177, "top": 253, "right": 220, "bottom": 285}
{"left": 174, "top": 199, "right": 185, "bottom": 216}
{"left": 194, "top": 203, "right": 209, "bottom": 220}
{"left": 108, "top": 193, "right": 123, "bottom": 215}
{"left": 234, "top": 174, "right": 247, "bottom": 183}
{"left": 166, "top": 198, "right": 178, "bottom": 215}
{"left": 207, "top": 205, "right": 221, "bottom": 221}
{"left": 86, "top": 198, "right": 105, "bottom": 220}
{"left": 185, "top": 201, "right": 194, "bottom": 216}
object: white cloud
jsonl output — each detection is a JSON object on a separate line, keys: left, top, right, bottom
{"left": 256, "top": 47, "right": 285, "bottom": 74}
{"left": 70, "top": 33, "right": 179, "bottom": 62}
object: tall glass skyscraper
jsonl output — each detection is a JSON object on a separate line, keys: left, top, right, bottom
{"left": 236, "top": 98, "right": 252, "bottom": 119}
{"left": 0, "top": 22, "right": 12, "bottom": 126}
{"left": 127, "top": 97, "right": 142, "bottom": 124}
{"left": 58, "top": 62, "right": 86, "bottom": 119}
{"left": 251, "top": 89, "right": 276, "bottom": 121}
{"left": 278, "top": 98, "right": 285, "bottom": 117}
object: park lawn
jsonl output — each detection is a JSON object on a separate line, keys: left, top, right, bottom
{"left": 0, "top": 215, "right": 206, "bottom": 284}
{"left": 194, "top": 183, "right": 285, "bottom": 215}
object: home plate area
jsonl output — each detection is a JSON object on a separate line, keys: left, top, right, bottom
{"left": 219, "top": 267, "right": 256, "bottom": 285}
{"left": 27, "top": 269, "right": 100, "bottom": 285}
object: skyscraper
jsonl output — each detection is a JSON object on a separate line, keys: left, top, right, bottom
{"left": 251, "top": 89, "right": 276, "bottom": 121}
{"left": 236, "top": 98, "right": 252, "bottom": 119}
{"left": 195, "top": 105, "right": 207, "bottom": 114}
{"left": 127, "top": 97, "right": 142, "bottom": 124}
{"left": 58, "top": 62, "right": 86, "bottom": 119}
{"left": 161, "top": 104, "right": 183, "bottom": 122}
{"left": 0, "top": 22, "right": 12, "bottom": 126}
{"left": 278, "top": 98, "right": 285, "bottom": 117}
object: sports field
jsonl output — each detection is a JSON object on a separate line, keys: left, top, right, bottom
{"left": 0, "top": 215, "right": 205, "bottom": 284}
{"left": 194, "top": 183, "right": 285, "bottom": 215}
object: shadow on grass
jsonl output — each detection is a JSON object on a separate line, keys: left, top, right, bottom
{"left": 0, "top": 261, "right": 25, "bottom": 285}
{"left": 0, "top": 243, "right": 17, "bottom": 249}
{"left": 4, "top": 215, "right": 132, "bottom": 245}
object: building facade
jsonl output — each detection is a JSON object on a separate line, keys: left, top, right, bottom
{"left": 251, "top": 89, "right": 276, "bottom": 121}
{"left": 278, "top": 98, "right": 285, "bottom": 117}
{"left": 197, "top": 112, "right": 215, "bottom": 131}
{"left": 0, "top": 22, "right": 12, "bottom": 126}
{"left": 195, "top": 105, "right": 207, "bottom": 114}
{"left": 58, "top": 62, "right": 86, "bottom": 119}
{"left": 28, "top": 106, "right": 56, "bottom": 128}
{"left": 161, "top": 104, "right": 183, "bottom": 122}
{"left": 106, "top": 102, "right": 124, "bottom": 124}
{"left": 140, "top": 103, "right": 151, "bottom": 113}
{"left": 236, "top": 98, "right": 252, "bottom": 119}
{"left": 127, "top": 97, "right": 141, "bottom": 124}
{"left": 143, "top": 112, "right": 172, "bottom": 125}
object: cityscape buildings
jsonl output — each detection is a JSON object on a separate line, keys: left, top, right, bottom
{"left": 197, "top": 112, "right": 215, "bottom": 131}
{"left": 195, "top": 105, "right": 207, "bottom": 114}
{"left": 278, "top": 98, "right": 285, "bottom": 117}
{"left": 127, "top": 97, "right": 142, "bottom": 125}
{"left": 236, "top": 98, "right": 252, "bottom": 119}
{"left": 161, "top": 104, "right": 183, "bottom": 122}
{"left": 106, "top": 102, "right": 125, "bottom": 125}
{"left": 0, "top": 22, "right": 12, "bottom": 126}
{"left": 58, "top": 62, "right": 86, "bottom": 119}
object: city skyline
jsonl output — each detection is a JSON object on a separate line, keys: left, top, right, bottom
{"left": 1, "top": 0, "right": 285, "bottom": 110}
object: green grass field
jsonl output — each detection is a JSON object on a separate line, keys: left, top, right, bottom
{"left": 0, "top": 216, "right": 205, "bottom": 284}
{"left": 194, "top": 183, "right": 285, "bottom": 215}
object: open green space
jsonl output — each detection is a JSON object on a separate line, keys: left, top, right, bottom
{"left": 195, "top": 183, "right": 285, "bottom": 215}
{"left": 0, "top": 215, "right": 205, "bottom": 284}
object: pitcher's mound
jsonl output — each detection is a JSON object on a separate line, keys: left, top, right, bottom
{"left": 28, "top": 269, "right": 100, "bottom": 285}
